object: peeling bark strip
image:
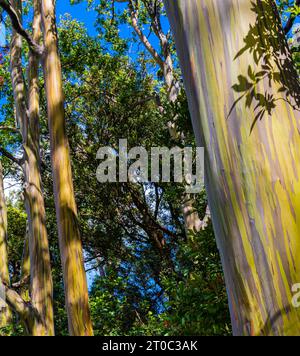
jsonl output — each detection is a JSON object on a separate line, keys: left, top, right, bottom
{"left": 164, "top": 0, "right": 300, "bottom": 335}
{"left": 40, "top": 0, "right": 93, "bottom": 336}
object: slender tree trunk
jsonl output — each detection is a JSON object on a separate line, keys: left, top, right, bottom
{"left": 20, "top": 225, "right": 30, "bottom": 301}
{"left": 10, "top": 0, "right": 54, "bottom": 336}
{"left": 40, "top": 0, "right": 93, "bottom": 336}
{"left": 0, "top": 162, "right": 11, "bottom": 327}
{"left": 126, "top": 0, "right": 205, "bottom": 235}
{"left": 165, "top": 0, "right": 300, "bottom": 335}
{"left": 160, "top": 32, "right": 205, "bottom": 236}
{"left": 26, "top": 0, "right": 54, "bottom": 336}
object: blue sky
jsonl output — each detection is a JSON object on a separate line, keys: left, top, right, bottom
{"left": 54, "top": 0, "right": 166, "bottom": 78}
{"left": 0, "top": 1, "right": 96, "bottom": 46}
{"left": 55, "top": 1, "right": 159, "bottom": 63}
{"left": 0, "top": 1, "right": 298, "bottom": 47}
{"left": 56, "top": 1, "right": 298, "bottom": 37}
{"left": 56, "top": 1, "right": 97, "bottom": 36}
{"left": 0, "top": 1, "right": 98, "bottom": 46}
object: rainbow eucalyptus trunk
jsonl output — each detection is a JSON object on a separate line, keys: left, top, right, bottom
{"left": 0, "top": 162, "right": 11, "bottom": 327}
{"left": 25, "top": 0, "right": 54, "bottom": 335}
{"left": 164, "top": 0, "right": 300, "bottom": 335}
{"left": 10, "top": 0, "right": 54, "bottom": 336}
{"left": 40, "top": 0, "right": 93, "bottom": 336}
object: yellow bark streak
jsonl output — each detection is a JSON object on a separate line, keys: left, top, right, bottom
{"left": 26, "top": 0, "right": 54, "bottom": 336}
{"left": 165, "top": 0, "right": 300, "bottom": 335}
{"left": 0, "top": 162, "right": 11, "bottom": 327}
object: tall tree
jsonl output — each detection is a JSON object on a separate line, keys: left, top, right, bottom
{"left": 40, "top": 0, "right": 93, "bottom": 336}
{"left": 9, "top": 0, "right": 54, "bottom": 336}
{"left": 117, "top": 0, "right": 207, "bottom": 235}
{"left": 164, "top": 0, "right": 300, "bottom": 335}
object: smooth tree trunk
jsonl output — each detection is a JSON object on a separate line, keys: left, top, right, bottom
{"left": 164, "top": 0, "right": 300, "bottom": 335}
{"left": 0, "top": 162, "right": 11, "bottom": 327}
{"left": 40, "top": 0, "right": 93, "bottom": 336}
{"left": 10, "top": 0, "right": 54, "bottom": 336}
{"left": 26, "top": 0, "right": 54, "bottom": 335}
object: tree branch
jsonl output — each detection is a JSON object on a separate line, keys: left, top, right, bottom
{"left": 4, "top": 285, "right": 32, "bottom": 320}
{"left": 0, "top": 125, "right": 20, "bottom": 134}
{"left": 0, "top": 0, "right": 43, "bottom": 55}
{"left": 11, "top": 276, "right": 30, "bottom": 289}
{"left": 117, "top": 0, "right": 164, "bottom": 69}
{"left": 284, "top": 0, "right": 300, "bottom": 34}
{"left": 0, "top": 146, "right": 23, "bottom": 166}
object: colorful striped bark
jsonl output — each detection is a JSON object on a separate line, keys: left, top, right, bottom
{"left": 11, "top": 0, "right": 54, "bottom": 336}
{"left": 164, "top": 0, "right": 300, "bottom": 335}
{"left": 41, "top": 0, "right": 93, "bottom": 336}
{"left": 10, "top": 0, "right": 54, "bottom": 336}
{"left": 25, "top": 0, "right": 54, "bottom": 335}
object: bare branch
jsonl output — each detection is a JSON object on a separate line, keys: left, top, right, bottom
{"left": 119, "top": 0, "right": 165, "bottom": 69}
{"left": 0, "top": 0, "right": 43, "bottom": 55}
{"left": 0, "top": 146, "right": 23, "bottom": 166}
